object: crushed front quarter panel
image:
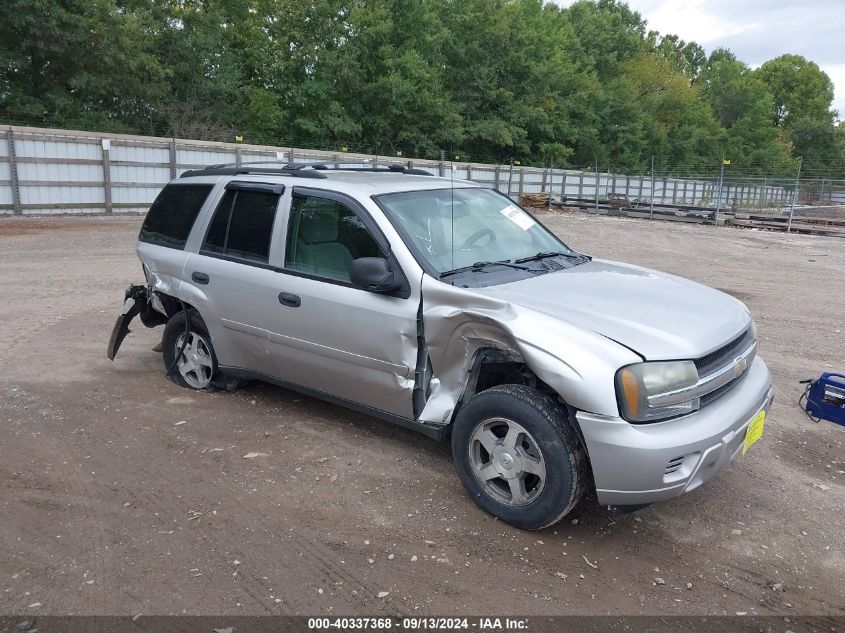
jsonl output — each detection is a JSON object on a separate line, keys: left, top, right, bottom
{"left": 417, "top": 274, "right": 642, "bottom": 425}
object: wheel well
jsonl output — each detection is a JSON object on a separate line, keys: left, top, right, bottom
{"left": 461, "top": 347, "right": 556, "bottom": 403}
{"left": 454, "top": 347, "right": 588, "bottom": 452}
{"left": 156, "top": 293, "right": 199, "bottom": 320}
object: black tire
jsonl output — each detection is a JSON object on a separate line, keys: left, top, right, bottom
{"left": 451, "top": 384, "right": 589, "bottom": 530}
{"left": 161, "top": 310, "right": 218, "bottom": 390}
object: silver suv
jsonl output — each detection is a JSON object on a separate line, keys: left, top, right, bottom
{"left": 108, "top": 162, "right": 774, "bottom": 530}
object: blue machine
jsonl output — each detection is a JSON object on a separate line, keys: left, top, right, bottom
{"left": 801, "top": 373, "right": 845, "bottom": 427}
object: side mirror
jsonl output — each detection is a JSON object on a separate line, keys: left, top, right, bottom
{"left": 350, "top": 257, "right": 402, "bottom": 293}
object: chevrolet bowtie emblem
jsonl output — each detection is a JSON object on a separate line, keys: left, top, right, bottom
{"left": 734, "top": 356, "right": 748, "bottom": 378}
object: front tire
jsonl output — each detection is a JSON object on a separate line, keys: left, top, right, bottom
{"left": 162, "top": 311, "right": 217, "bottom": 390}
{"left": 451, "top": 385, "right": 589, "bottom": 530}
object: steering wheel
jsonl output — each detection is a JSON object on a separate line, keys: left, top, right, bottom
{"left": 461, "top": 228, "right": 495, "bottom": 250}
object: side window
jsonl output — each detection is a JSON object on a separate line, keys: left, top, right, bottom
{"left": 203, "top": 190, "right": 233, "bottom": 255}
{"left": 139, "top": 184, "right": 213, "bottom": 249}
{"left": 285, "top": 195, "right": 382, "bottom": 282}
{"left": 201, "top": 188, "right": 279, "bottom": 264}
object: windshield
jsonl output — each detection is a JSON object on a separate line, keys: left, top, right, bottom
{"left": 375, "top": 188, "right": 575, "bottom": 275}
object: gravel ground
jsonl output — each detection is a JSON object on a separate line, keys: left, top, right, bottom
{"left": 0, "top": 212, "right": 842, "bottom": 617}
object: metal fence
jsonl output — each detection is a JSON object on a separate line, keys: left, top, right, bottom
{"left": 2, "top": 125, "right": 809, "bottom": 217}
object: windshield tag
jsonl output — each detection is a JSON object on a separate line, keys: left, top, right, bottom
{"left": 500, "top": 205, "right": 535, "bottom": 231}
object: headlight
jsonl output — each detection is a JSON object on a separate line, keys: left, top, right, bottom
{"left": 750, "top": 319, "right": 758, "bottom": 341}
{"left": 616, "top": 361, "right": 700, "bottom": 422}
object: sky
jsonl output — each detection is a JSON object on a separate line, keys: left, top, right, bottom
{"left": 555, "top": 0, "right": 844, "bottom": 120}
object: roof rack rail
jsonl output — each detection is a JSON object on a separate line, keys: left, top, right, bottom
{"left": 282, "top": 161, "right": 434, "bottom": 176}
{"left": 179, "top": 166, "right": 327, "bottom": 179}
{"left": 180, "top": 160, "right": 434, "bottom": 179}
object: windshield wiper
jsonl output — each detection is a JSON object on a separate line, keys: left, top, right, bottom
{"left": 514, "top": 251, "right": 583, "bottom": 263}
{"left": 440, "top": 260, "right": 536, "bottom": 279}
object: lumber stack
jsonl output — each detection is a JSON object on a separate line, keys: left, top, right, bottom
{"left": 519, "top": 192, "right": 551, "bottom": 208}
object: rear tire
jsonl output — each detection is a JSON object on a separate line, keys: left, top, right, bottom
{"left": 162, "top": 311, "right": 217, "bottom": 390}
{"left": 451, "top": 384, "right": 589, "bottom": 530}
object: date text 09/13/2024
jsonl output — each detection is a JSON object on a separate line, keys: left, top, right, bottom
{"left": 307, "top": 617, "right": 529, "bottom": 630}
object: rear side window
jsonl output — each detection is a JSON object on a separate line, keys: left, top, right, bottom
{"left": 201, "top": 188, "right": 280, "bottom": 264}
{"left": 139, "top": 184, "right": 213, "bottom": 249}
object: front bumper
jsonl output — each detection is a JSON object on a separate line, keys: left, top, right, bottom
{"left": 577, "top": 356, "right": 774, "bottom": 507}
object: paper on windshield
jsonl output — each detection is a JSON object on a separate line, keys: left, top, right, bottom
{"left": 500, "top": 204, "right": 535, "bottom": 231}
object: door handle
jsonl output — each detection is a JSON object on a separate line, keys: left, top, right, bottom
{"left": 278, "top": 292, "right": 301, "bottom": 308}
{"left": 192, "top": 272, "right": 210, "bottom": 285}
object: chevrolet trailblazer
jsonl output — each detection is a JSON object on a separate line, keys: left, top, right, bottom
{"left": 108, "top": 162, "right": 773, "bottom": 529}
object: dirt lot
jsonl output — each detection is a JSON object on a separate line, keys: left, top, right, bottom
{"left": 0, "top": 212, "right": 842, "bottom": 617}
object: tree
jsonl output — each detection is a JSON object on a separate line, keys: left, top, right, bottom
{"left": 703, "top": 57, "right": 795, "bottom": 175}
{"left": 0, "top": 0, "right": 165, "bottom": 131}
{"left": 564, "top": 0, "right": 647, "bottom": 77}
{"left": 136, "top": 0, "right": 255, "bottom": 139}
{"left": 650, "top": 33, "right": 707, "bottom": 81}
{"left": 329, "top": 0, "right": 462, "bottom": 156}
{"left": 756, "top": 54, "right": 838, "bottom": 165}
{"left": 441, "top": 0, "right": 597, "bottom": 163}
{"left": 757, "top": 55, "right": 835, "bottom": 127}
{"left": 622, "top": 54, "right": 721, "bottom": 171}
{"left": 0, "top": 0, "right": 838, "bottom": 176}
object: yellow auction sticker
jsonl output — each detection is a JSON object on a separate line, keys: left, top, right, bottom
{"left": 742, "top": 410, "right": 766, "bottom": 455}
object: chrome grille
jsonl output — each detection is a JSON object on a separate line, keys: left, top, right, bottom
{"left": 695, "top": 328, "right": 755, "bottom": 376}
{"left": 700, "top": 371, "right": 746, "bottom": 407}
{"left": 638, "top": 326, "right": 758, "bottom": 417}
{"left": 695, "top": 328, "right": 756, "bottom": 407}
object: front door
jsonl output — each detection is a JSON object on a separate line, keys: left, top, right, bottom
{"left": 266, "top": 189, "right": 420, "bottom": 419}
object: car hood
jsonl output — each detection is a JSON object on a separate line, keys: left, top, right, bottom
{"left": 476, "top": 259, "right": 750, "bottom": 360}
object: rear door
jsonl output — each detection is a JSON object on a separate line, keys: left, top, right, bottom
{"left": 137, "top": 181, "right": 217, "bottom": 298}
{"left": 264, "top": 187, "right": 419, "bottom": 419}
{"left": 184, "top": 181, "right": 287, "bottom": 376}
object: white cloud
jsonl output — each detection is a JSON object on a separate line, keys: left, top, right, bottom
{"left": 639, "top": 0, "right": 762, "bottom": 44}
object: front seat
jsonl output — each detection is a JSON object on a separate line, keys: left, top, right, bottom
{"left": 294, "top": 209, "right": 354, "bottom": 281}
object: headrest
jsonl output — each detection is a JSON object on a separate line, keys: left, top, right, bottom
{"left": 300, "top": 210, "right": 339, "bottom": 244}
{"left": 431, "top": 199, "right": 467, "bottom": 219}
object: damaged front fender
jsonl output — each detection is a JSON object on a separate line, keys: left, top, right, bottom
{"left": 416, "top": 275, "right": 642, "bottom": 426}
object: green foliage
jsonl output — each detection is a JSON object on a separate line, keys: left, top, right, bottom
{"left": 622, "top": 54, "right": 722, "bottom": 171}
{"left": 565, "top": 0, "right": 647, "bottom": 76}
{"left": 756, "top": 55, "right": 839, "bottom": 168}
{"left": 650, "top": 34, "right": 706, "bottom": 81}
{"left": 0, "top": 0, "right": 840, "bottom": 176}
{"left": 702, "top": 56, "right": 798, "bottom": 177}
{"left": 757, "top": 55, "right": 835, "bottom": 127}
{"left": 0, "top": 0, "right": 166, "bottom": 131}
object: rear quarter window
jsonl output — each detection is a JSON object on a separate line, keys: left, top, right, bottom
{"left": 139, "top": 184, "right": 214, "bottom": 249}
